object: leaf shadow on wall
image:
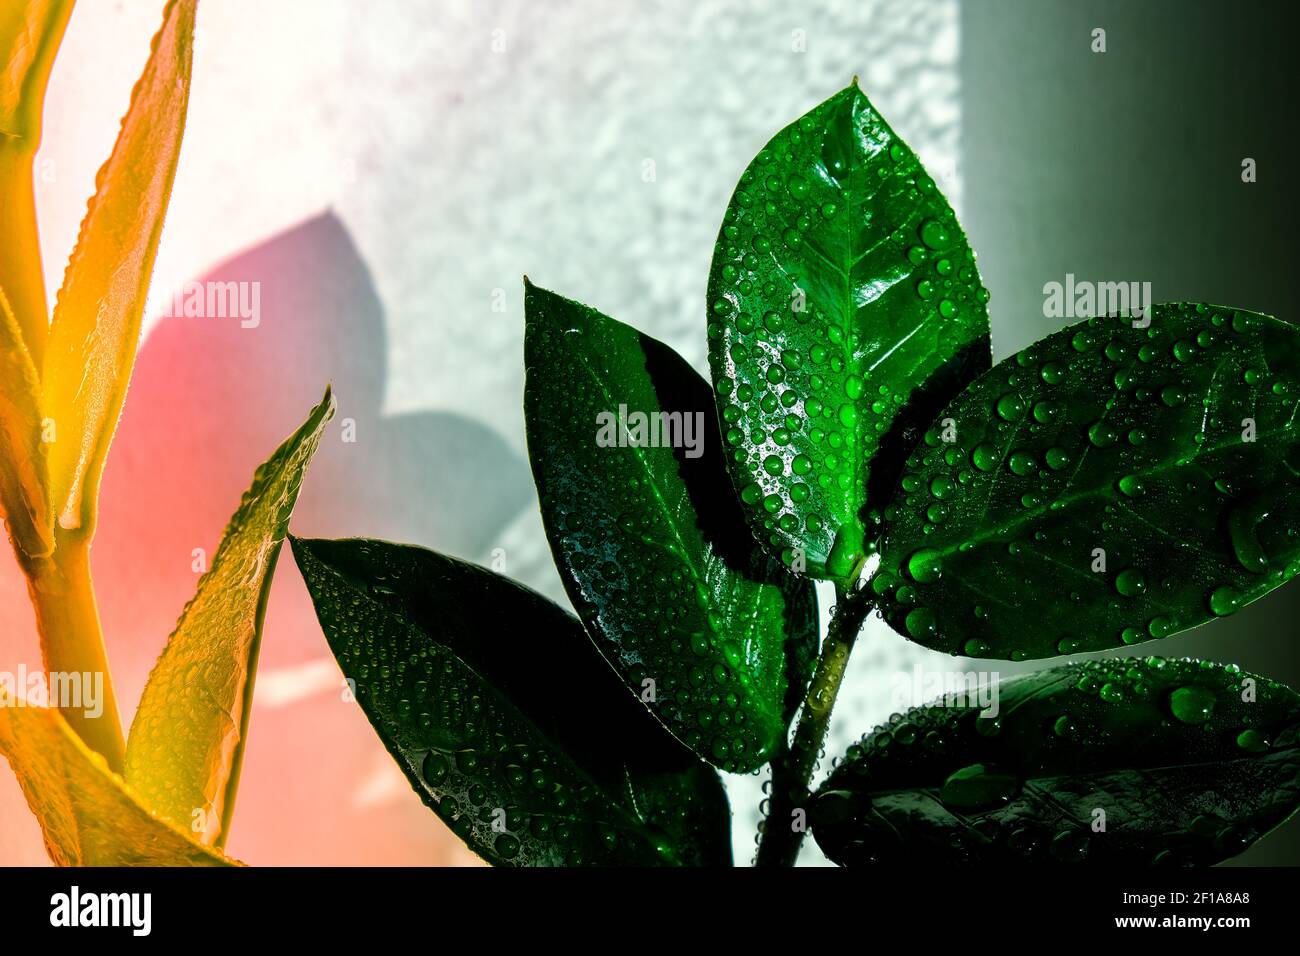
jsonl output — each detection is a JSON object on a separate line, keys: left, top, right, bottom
{"left": 83, "top": 211, "right": 530, "bottom": 864}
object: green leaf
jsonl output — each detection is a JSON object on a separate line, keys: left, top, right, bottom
{"left": 812, "top": 657, "right": 1300, "bottom": 865}
{"left": 523, "top": 281, "right": 818, "bottom": 773}
{"left": 291, "top": 536, "right": 733, "bottom": 867}
{"left": 868, "top": 304, "right": 1300, "bottom": 660}
{"left": 706, "top": 82, "right": 990, "bottom": 585}
{"left": 125, "top": 387, "right": 335, "bottom": 847}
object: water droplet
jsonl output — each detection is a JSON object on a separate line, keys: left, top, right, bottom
{"left": 1008, "top": 451, "right": 1037, "bottom": 476}
{"left": 919, "top": 218, "right": 950, "bottom": 250}
{"left": 939, "top": 763, "right": 1019, "bottom": 811}
{"left": 904, "top": 606, "right": 938, "bottom": 640}
{"left": 1053, "top": 714, "right": 1080, "bottom": 739}
{"left": 422, "top": 751, "right": 449, "bottom": 786}
{"left": 1236, "top": 729, "right": 1269, "bottom": 753}
{"left": 1208, "top": 585, "right": 1243, "bottom": 617}
{"left": 996, "top": 393, "right": 1026, "bottom": 421}
{"left": 1168, "top": 685, "right": 1216, "bottom": 725}
{"left": 1145, "top": 614, "right": 1180, "bottom": 639}
{"left": 1160, "top": 385, "right": 1186, "bottom": 407}
{"left": 1120, "top": 626, "right": 1144, "bottom": 645}
{"left": 1227, "top": 499, "right": 1271, "bottom": 574}
{"left": 1115, "top": 568, "right": 1147, "bottom": 597}
{"left": 1032, "top": 400, "right": 1062, "bottom": 424}
{"left": 972, "top": 443, "right": 999, "bottom": 472}
{"left": 494, "top": 833, "right": 521, "bottom": 859}
{"left": 1044, "top": 447, "right": 1069, "bottom": 470}
{"left": 1087, "top": 421, "right": 1118, "bottom": 447}
{"left": 907, "top": 549, "right": 944, "bottom": 583}
{"left": 1117, "top": 474, "right": 1146, "bottom": 498}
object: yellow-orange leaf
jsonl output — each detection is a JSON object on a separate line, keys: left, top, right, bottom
{"left": 0, "top": 289, "right": 52, "bottom": 561}
{"left": 0, "top": 0, "right": 75, "bottom": 142}
{"left": 126, "top": 388, "right": 335, "bottom": 847}
{"left": 42, "top": 0, "right": 197, "bottom": 535}
{"left": 0, "top": 691, "right": 236, "bottom": 866}
{"left": 0, "top": 0, "right": 75, "bottom": 363}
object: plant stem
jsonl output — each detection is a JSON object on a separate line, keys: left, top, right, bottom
{"left": 0, "top": 146, "right": 50, "bottom": 366}
{"left": 756, "top": 582, "right": 870, "bottom": 867}
{"left": 26, "top": 536, "right": 126, "bottom": 772}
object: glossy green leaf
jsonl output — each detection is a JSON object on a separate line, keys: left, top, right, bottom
{"left": 706, "top": 82, "right": 990, "bottom": 585}
{"left": 291, "top": 536, "right": 732, "bottom": 867}
{"left": 868, "top": 304, "right": 1300, "bottom": 660}
{"left": 523, "top": 281, "right": 817, "bottom": 773}
{"left": 125, "top": 387, "right": 335, "bottom": 847}
{"left": 812, "top": 657, "right": 1300, "bottom": 865}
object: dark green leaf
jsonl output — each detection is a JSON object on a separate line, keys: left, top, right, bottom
{"left": 523, "top": 281, "right": 817, "bottom": 773}
{"left": 290, "top": 536, "right": 732, "bottom": 867}
{"left": 812, "top": 657, "right": 1300, "bottom": 865}
{"left": 706, "top": 82, "right": 990, "bottom": 586}
{"left": 868, "top": 304, "right": 1300, "bottom": 659}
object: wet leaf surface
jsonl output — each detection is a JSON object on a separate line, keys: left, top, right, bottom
{"left": 126, "top": 389, "right": 334, "bottom": 847}
{"left": 813, "top": 657, "right": 1300, "bottom": 865}
{"left": 706, "top": 83, "right": 990, "bottom": 584}
{"left": 524, "top": 281, "right": 817, "bottom": 772}
{"left": 868, "top": 304, "right": 1300, "bottom": 659}
{"left": 292, "top": 536, "right": 733, "bottom": 867}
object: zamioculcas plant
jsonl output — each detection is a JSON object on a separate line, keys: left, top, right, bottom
{"left": 0, "top": 0, "right": 331, "bottom": 865}
{"left": 296, "top": 82, "right": 1300, "bottom": 866}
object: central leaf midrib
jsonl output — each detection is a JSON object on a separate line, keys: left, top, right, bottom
{"left": 860, "top": 747, "right": 1296, "bottom": 804}
{"left": 893, "top": 422, "right": 1296, "bottom": 566}
{"left": 564, "top": 342, "right": 708, "bottom": 587}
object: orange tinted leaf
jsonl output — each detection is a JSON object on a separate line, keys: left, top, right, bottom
{"left": 0, "top": 691, "right": 236, "bottom": 866}
{"left": 0, "top": 0, "right": 75, "bottom": 143}
{"left": 125, "top": 389, "right": 335, "bottom": 846}
{"left": 0, "top": 289, "right": 52, "bottom": 561}
{"left": 0, "top": 0, "right": 74, "bottom": 362}
{"left": 43, "top": 0, "right": 197, "bottom": 534}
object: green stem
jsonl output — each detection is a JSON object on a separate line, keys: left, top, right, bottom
{"left": 26, "top": 536, "right": 126, "bottom": 772}
{"left": 756, "top": 582, "right": 870, "bottom": 867}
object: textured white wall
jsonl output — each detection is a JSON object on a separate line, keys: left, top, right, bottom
{"left": 13, "top": 0, "right": 967, "bottom": 865}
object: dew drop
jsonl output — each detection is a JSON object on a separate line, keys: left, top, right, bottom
{"left": 996, "top": 393, "right": 1026, "bottom": 421}
{"left": 939, "top": 763, "right": 1019, "bottom": 811}
{"left": 971, "top": 443, "right": 999, "bottom": 472}
{"left": 1087, "top": 421, "right": 1118, "bottom": 447}
{"left": 1208, "top": 585, "right": 1243, "bottom": 617}
{"left": 919, "top": 218, "right": 950, "bottom": 250}
{"left": 1236, "top": 729, "right": 1270, "bottom": 753}
{"left": 1168, "top": 685, "right": 1216, "bottom": 725}
{"left": 907, "top": 549, "right": 944, "bottom": 583}
{"left": 1115, "top": 568, "right": 1147, "bottom": 597}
